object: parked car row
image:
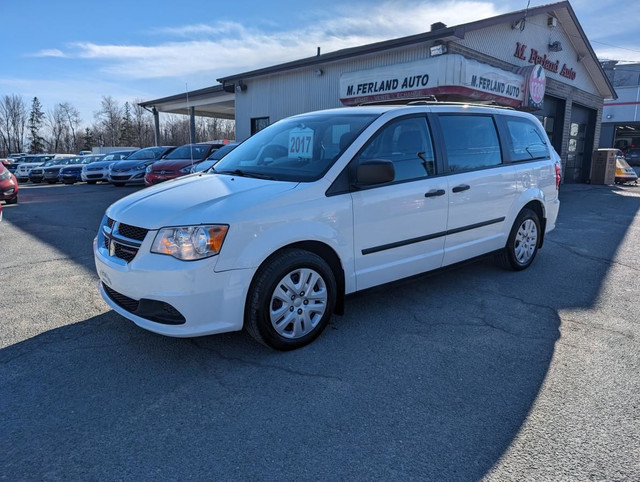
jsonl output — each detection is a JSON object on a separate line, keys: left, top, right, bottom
{"left": 5, "top": 142, "right": 238, "bottom": 190}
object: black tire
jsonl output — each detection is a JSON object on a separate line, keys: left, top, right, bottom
{"left": 87, "top": 181, "right": 97, "bottom": 185}
{"left": 113, "top": 182, "right": 125, "bottom": 187}
{"left": 497, "top": 208, "right": 541, "bottom": 271}
{"left": 245, "top": 248, "right": 337, "bottom": 350}
{"left": 47, "top": 181, "right": 56, "bottom": 184}
{"left": 6, "top": 195, "right": 17, "bottom": 205}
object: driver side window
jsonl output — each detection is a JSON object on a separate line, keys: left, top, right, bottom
{"left": 358, "top": 117, "right": 435, "bottom": 182}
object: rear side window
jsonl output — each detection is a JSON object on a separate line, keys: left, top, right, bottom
{"left": 358, "top": 117, "right": 435, "bottom": 182}
{"left": 439, "top": 115, "right": 502, "bottom": 172}
{"left": 505, "top": 117, "right": 549, "bottom": 161}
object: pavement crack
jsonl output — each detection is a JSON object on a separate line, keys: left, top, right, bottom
{"left": 546, "top": 239, "right": 640, "bottom": 272}
{"left": 562, "top": 317, "right": 637, "bottom": 344}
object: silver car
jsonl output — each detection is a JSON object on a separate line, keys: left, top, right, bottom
{"left": 81, "top": 150, "right": 137, "bottom": 184}
{"left": 108, "top": 146, "right": 174, "bottom": 186}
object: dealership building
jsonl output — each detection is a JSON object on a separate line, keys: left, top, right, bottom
{"left": 600, "top": 61, "right": 640, "bottom": 152}
{"left": 140, "top": 0, "right": 615, "bottom": 184}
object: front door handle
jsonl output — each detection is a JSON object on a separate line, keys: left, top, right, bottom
{"left": 452, "top": 184, "right": 470, "bottom": 193}
{"left": 424, "top": 189, "right": 446, "bottom": 198}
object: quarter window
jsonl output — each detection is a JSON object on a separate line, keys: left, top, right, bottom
{"left": 505, "top": 117, "right": 550, "bottom": 161}
{"left": 439, "top": 115, "right": 502, "bottom": 172}
{"left": 358, "top": 117, "right": 435, "bottom": 182}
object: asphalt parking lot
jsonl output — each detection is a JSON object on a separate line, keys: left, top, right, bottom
{"left": 1, "top": 181, "right": 639, "bottom": 480}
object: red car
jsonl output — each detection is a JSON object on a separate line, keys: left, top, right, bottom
{"left": 0, "top": 163, "right": 19, "bottom": 204}
{"left": 144, "top": 143, "right": 223, "bottom": 186}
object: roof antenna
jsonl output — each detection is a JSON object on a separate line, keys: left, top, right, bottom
{"left": 512, "top": 0, "right": 530, "bottom": 31}
{"left": 186, "top": 82, "right": 195, "bottom": 168}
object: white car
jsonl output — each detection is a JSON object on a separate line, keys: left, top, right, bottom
{"left": 94, "top": 104, "right": 561, "bottom": 350}
{"left": 14, "top": 154, "right": 74, "bottom": 182}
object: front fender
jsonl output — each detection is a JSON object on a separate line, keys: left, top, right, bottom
{"left": 214, "top": 193, "right": 354, "bottom": 290}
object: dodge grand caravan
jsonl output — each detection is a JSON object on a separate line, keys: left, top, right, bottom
{"left": 94, "top": 104, "right": 561, "bottom": 350}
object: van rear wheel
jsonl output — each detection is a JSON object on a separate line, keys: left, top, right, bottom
{"left": 245, "top": 248, "right": 336, "bottom": 350}
{"left": 498, "top": 208, "right": 540, "bottom": 271}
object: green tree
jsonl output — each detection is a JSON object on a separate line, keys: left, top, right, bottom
{"left": 81, "top": 127, "right": 94, "bottom": 151}
{"left": 28, "top": 97, "right": 45, "bottom": 153}
{"left": 120, "top": 102, "right": 135, "bottom": 146}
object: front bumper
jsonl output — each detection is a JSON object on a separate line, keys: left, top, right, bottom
{"left": 61, "top": 173, "right": 82, "bottom": 183}
{"left": 43, "top": 172, "right": 60, "bottom": 182}
{"left": 94, "top": 234, "right": 253, "bottom": 337}
{"left": 0, "top": 182, "right": 16, "bottom": 200}
{"left": 110, "top": 171, "right": 146, "bottom": 184}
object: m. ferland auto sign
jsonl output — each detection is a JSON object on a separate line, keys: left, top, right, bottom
{"left": 340, "top": 54, "right": 525, "bottom": 107}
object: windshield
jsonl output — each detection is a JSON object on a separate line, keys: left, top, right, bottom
{"left": 165, "top": 144, "right": 211, "bottom": 160}
{"left": 206, "top": 143, "right": 239, "bottom": 161}
{"left": 127, "top": 147, "right": 166, "bottom": 160}
{"left": 214, "top": 112, "right": 378, "bottom": 182}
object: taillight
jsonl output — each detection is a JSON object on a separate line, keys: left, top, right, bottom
{"left": 555, "top": 163, "right": 562, "bottom": 189}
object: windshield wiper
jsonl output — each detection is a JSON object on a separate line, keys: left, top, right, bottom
{"left": 215, "top": 169, "right": 276, "bottom": 180}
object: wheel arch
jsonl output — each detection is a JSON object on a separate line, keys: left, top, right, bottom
{"left": 521, "top": 199, "right": 546, "bottom": 248}
{"left": 247, "top": 241, "right": 346, "bottom": 316}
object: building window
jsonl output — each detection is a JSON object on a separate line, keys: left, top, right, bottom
{"left": 251, "top": 117, "right": 270, "bottom": 135}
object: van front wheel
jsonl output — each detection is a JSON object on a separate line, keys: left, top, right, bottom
{"left": 498, "top": 208, "right": 541, "bottom": 271}
{"left": 245, "top": 249, "right": 336, "bottom": 350}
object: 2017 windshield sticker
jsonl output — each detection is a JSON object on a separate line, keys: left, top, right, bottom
{"left": 289, "top": 127, "right": 314, "bottom": 159}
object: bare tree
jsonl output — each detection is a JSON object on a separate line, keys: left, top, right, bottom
{"left": 95, "top": 96, "right": 122, "bottom": 146}
{"left": 132, "top": 100, "right": 154, "bottom": 147}
{"left": 45, "top": 104, "right": 67, "bottom": 153}
{"left": 59, "top": 102, "right": 81, "bottom": 152}
{"left": 0, "top": 94, "right": 28, "bottom": 155}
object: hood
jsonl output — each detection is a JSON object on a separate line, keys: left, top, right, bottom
{"left": 16, "top": 162, "right": 44, "bottom": 170}
{"left": 111, "top": 160, "right": 150, "bottom": 171}
{"left": 149, "top": 159, "right": 202, "bottom": 171}
{"left": 106, "top": 173, "right": 298, "bottom": 229}
{"left": 87, "top": 160, "right": 116, "bottom": 168}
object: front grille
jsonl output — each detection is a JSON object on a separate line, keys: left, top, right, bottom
{"left": 114, "top": 243, "right": 138, "bottom": 262}
{"left": 117, "top": 223, "right": 148, "bottom": 241}
{"left": 102, "top": 218, "right": 147, "bottom": 263}
{"left": 111, "top": 175, "right": 129, "bottom": 181}
{"left": 103, "top": 283, "right": 139, "bottom": 312}
{"left": 88, "top": 167, "right": 103, "bottom": 171}
{"left": 87, "top": 174, "right": 102, "bottom": 179}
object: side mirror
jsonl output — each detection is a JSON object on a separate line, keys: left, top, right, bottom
{"left": 354, "top": 159, "right": 395, "bottom": 187}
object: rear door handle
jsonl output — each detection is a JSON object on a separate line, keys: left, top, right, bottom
{"left": 424, "top": 189, "right": 446, "bottom": 198}
{"left": 452, "top": 184, "right": 470, "bottom": 193}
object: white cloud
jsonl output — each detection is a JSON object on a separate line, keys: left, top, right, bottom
{"left": 32, "top": 49, "right": 67, "bottom": 58}
{"left": 58, "top": 0, "right": 507, "bottom": 80}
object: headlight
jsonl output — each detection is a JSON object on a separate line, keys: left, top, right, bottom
{"left": 151, "top": 225, "right": 228, "bottom": 260}
{"left": 145, "top": 165, "right": 152, "bottom": 173}
{"left": 0, "top": 170, "right": 10, "bottom": 180}
{"left": 135, "top": 164, "right": 147, "bottom": 170}
{"left": 179, "top": 165, "right": 194, "bottom": 174}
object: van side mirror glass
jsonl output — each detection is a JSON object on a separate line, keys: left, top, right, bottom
{"left": 354, "top": 159, "right": 395, "bottom": 187}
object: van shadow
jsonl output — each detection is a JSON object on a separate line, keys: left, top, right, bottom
{"left": 1, "top": 184, "right": 638, "bottom": 479}
{"left": 2, "top": 294, "right": 558, "bottom": 480}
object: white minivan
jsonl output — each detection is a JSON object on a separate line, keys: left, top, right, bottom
{"left": 94, "top": 103, "right": 561, "bottom": 350}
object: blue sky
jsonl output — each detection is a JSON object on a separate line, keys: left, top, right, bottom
{"left": 1, "top": 0, "right": 637, "bottom": 125}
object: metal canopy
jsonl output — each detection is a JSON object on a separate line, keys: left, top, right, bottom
{"left": 138, "top": 84, "right": 235, "bottom": 120}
